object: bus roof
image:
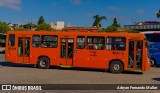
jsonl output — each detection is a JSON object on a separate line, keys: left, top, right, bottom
{"left": 141, "top": 31, "right": 160, "bottom": 34}
{"left": 0, "top": 33, "right": 6, "bottom": 35}
{"left": 7, "top": 31, "right": 145, "bottom": 38}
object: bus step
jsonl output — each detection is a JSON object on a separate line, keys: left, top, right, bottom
{"left": 127, "top": 70, "right": 143, "bottom": 73}
{"left": 59, "top": 65, "right": 72, "bottom": 68}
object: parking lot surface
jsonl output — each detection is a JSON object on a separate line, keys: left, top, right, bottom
{"left": 0, "top": 54, "right": 159, "bottom": 93}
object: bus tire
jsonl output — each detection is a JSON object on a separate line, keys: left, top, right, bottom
{"left": 109, "top": 61, "right": 123, "bottom": 74}
{"left": 150, "top": 59, "right": 156, "bottom": 67}
{"left": 37, "top": 57, "right": 50, "bottom": 69}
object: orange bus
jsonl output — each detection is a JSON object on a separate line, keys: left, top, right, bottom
{"left": 5, "top": 31, "right": 150, "bottom": 73}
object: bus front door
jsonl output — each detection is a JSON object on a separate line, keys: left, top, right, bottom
{"left": 59, "top": 38, "right": 74, "bottom": 66}
{"left": 17, "top": 38, "right": 30, "bottom": 63}
{"left": 128, "top": 40, "right": 143, "bottom": 70}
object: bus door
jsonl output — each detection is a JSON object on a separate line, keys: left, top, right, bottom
{"left": 17, "top": 37, "right": 30, "bottom": 63}
{"left": 59, "top": 38, "right": 74, "bottom": 66}
{"left": 128, "top": 40, "right": 143, "bottom": 70}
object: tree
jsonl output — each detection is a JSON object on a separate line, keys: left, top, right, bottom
{"left": 112, "top": 18, "right": 120, "bottom": 27}
{"left": 23, "top": 23, "right": 34, "bottom": 30}
{"left": 105, "top": 26, "right": 117, "bottom": 32}
{"left": 92, "top": 15, "right": 106, "bottom": 28}
{"left": 38, "top": 16, "right": 45, "bottom": 25}
{"left": 35, "top": 23, "right": 52, "bottom": 31}
{"left": 0, "top": 21, "right": 10, "bottom": 33}
{"left": 157, "top": 10, "right": 160, "bottom": 18}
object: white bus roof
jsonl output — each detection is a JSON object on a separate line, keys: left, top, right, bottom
{"left": 0, "top": 33, "right": 6, "bottom": 35}
{"left": 141, "top": 31, "right": 160, "bottom": 34}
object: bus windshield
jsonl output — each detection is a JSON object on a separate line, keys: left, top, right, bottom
{"left": 145, "top": 34, "right": 160, "bottom": 42}
{"left": 144, "top": 32, "right": 160, "bottom": 66}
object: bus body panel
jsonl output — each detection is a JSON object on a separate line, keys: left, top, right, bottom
{"left": 74, "top": 49, "right": 109, "bottom": 69}
{"left": 29, "top": 48, "right": 60, "bottom": 65}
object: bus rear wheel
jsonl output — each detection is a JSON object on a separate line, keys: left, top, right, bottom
{"left": 150, "top": 59, "right": 156, "bottom": 67}
{"left": 109, "top": 61, "right": 123, "bottom": 74}
{"left": 37, "top": 57, "right": 50, "bottom": 69}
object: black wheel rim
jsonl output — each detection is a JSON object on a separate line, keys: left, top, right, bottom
{"left": 150, "top": 60, "right": 154, "bottom": 66}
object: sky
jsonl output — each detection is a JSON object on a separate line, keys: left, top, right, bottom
{"left": 0, "top": 0, "right": 160, "bottom": 28}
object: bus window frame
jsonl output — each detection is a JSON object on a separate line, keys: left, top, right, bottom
{"left": 106, "top": 37, "right": 126, "bottom": 51}
{"left": 41, "top": 35, "right": 58, "bottom": 48}
{"left": 76, "top": 36, "right": 85, "bottom": 49}
{"left": 86, "top": 36, "right": 105, "bottom": 50}
{"left": 8, "top": 34, "right": 15, "bottom": 47}
{"left": 32, "top": 35, "right": 41, "bottom": 48}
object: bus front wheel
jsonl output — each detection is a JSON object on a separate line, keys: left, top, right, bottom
{"left": 37, "top": 57, "right": 50, "bottom": 69}
{"left": 109, "top": 61, "right": 123, "bottom": 74}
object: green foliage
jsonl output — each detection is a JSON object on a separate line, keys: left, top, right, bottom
{"left": 105, "top": 26, "right": 117, "bottom": 32}
{"left": 35, "top": 23, "right": 52, "bottom": 31}
{"left": 99, "top": 17, "right": 120, "bottom": 32}
{"left": 157, "top": 10, "right": 160, "bottom": 18}
{"left": 112, "top": 18, "right": 120, "bottom": 27}
{"left": 125, "top": 30, "right": 140, "bottom": 33}
{"left": 23, "top": 23, "right": 34, "bottom": 30}
{"left": 0, "top": 21, "right": 10, "bottom": 33}
{"left": 38, "top": 16, "right": 45, "bottom": 25}
{"left": 92, "top": 14, "right": 106, "bottom": 28}
{"left": 98, "top": 28, "right": 106, "bottom": 32}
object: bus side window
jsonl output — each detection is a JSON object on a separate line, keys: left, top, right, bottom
{"left": 136, "top": 41, "right": 142, "bottom": 62}
{"left": 77, "top": 36, "right": 85, "bottom": 49}
{"left": 8, "top": 34, "right": 15, "bottom": 46}
{"left": 87, "top": 36, "right": 105, "bottom": 50}
{"left": 18, "top": 38, "right": 23, "bottom": 56}
{"left": 32, "top": 35, "right": 40, "bottom": 47}
{"left": 41, "top": 35, "right": 58, "bottom": 48}
{"left": 106, "top": 37, "right": 126, "bottom": 50}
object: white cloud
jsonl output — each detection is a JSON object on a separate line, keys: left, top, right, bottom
{"left": 107, "top": 6, "right": 121, "bottom": 11}
{"left": 0, "top": 0, "right": 21, "bottom": 10}
{"left": 70, "top": 0, "right": 82, "bottom": 5}
{"left": 136, "top": 9, "right": 145, "bottom": 14}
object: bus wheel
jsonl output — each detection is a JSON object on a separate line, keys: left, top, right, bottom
{"left": 109, "top": 61, "right": 123, "bottom": 74}
{"left": 37, "top": 57, "right": 50, "bottom": 69}
{"left": 150, "top": 59, "right": 156, "bottom": 67}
